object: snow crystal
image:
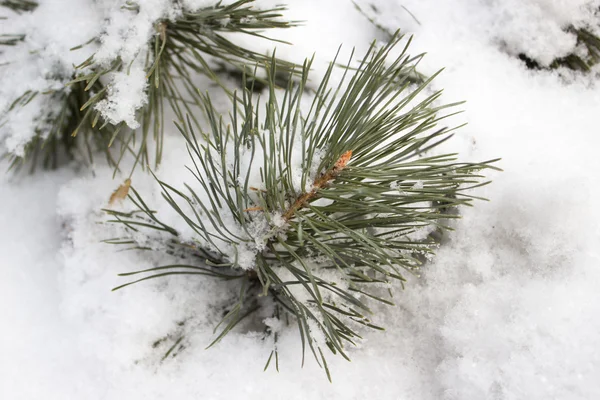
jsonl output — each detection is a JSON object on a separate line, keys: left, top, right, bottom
{"left": 93, "top": 0, "right": 175, "bottom": 66}
{"left": 263, "top": 316, "right": 284, "bottom": 334}
{"left": 271, "top": 212, "right": 287, "bottom": 229}
{"left": 412, "top": 180, "right": 424, "bottom": 190}
{"left": 236, "top": 242, "right": 258, "bottom": 270}
{"left": 95, "top": 68, "right": 148, "bottom": 129}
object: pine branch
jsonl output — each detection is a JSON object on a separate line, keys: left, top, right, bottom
{"left": 73, "top": 0, "right": 298, "bottom": 173}
{"left": 355, "top": 1, "right": 600, "bottom": 74}
{"left": 519, "top": 25, "right": 600, "bottom": 72}
{"left": 2, "top": 0, "right": 297, "bottom": 173}
{"left": 104, "top": 32, "right": 500, "bottom": 379}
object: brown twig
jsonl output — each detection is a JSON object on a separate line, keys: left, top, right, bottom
{"left": 282, "top": 150, "right": 352, "bottom": 220}
{"left": 243, "top": 150, "right": 352, "bottom": 217}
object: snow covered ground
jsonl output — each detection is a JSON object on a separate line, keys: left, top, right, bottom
{"left": 1, "top": 1, "right": 600, "bottom": 399}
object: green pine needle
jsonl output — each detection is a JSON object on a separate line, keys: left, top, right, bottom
{"left": 105, "top": 32, "right": 500, "bottom": 378}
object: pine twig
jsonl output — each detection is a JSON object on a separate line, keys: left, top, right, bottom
{"left": 283, "top": 150, "right": 352, "bottom": 221}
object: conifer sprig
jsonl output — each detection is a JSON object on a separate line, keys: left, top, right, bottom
{"left": 105, "top": 33, "right": 499, "bottom": 380}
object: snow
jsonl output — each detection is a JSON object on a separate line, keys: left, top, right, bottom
{"left": 1, "top": 0, "right": 600, "bottom": 399}
{"left": 358, "top": 0, "right": 600, "bottom": 66}
{"left": 95, "top": 67, "right": 148, "bottom": 129}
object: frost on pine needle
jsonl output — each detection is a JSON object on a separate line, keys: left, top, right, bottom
{"left": 104, "top": 33, "right": 499, "bottom": 379}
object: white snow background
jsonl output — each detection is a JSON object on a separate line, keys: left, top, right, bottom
{"left": 1, "top": 0, "right": 600, "bottom": 399}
